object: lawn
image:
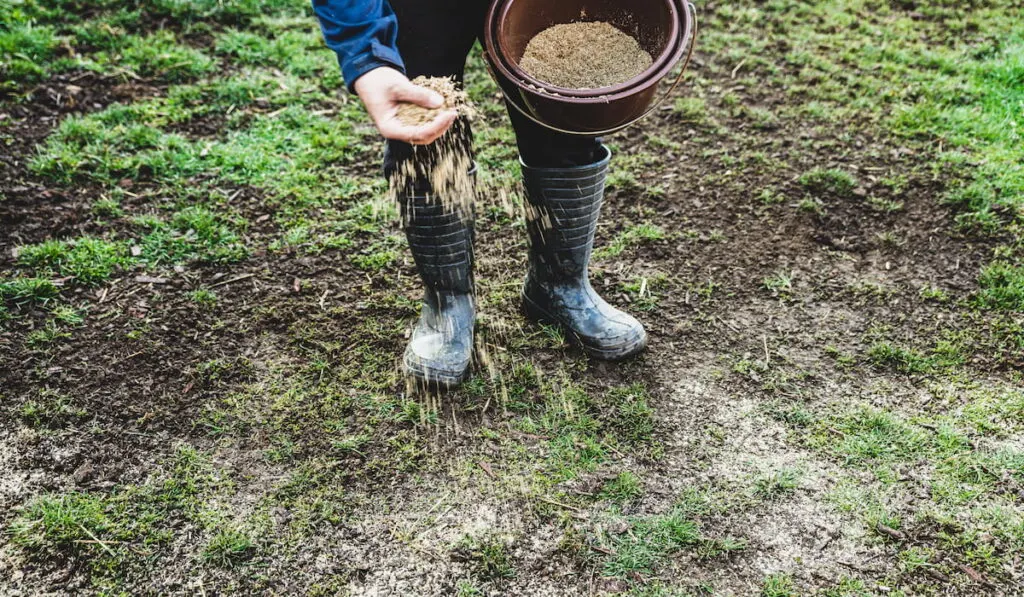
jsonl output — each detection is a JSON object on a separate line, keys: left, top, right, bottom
{"left": 1, "top": 0, "right": 1022, "bottom": 595}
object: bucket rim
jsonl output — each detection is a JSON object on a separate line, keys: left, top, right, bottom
{"left": 484, "top": 0, "right": 693, "bottom": 105}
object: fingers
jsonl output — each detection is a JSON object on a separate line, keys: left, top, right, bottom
{"left": 379, "top": 110, "right": 457, "bottom": 145}
{"left": 392, "top": 80, "right": 445, "bottom": 110}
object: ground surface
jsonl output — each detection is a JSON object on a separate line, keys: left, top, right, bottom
{"left": 1, "top": 1, "right": 1023, "bottom": 595}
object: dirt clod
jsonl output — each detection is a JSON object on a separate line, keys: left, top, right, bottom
{"left": 519, "top": 21, "right": 653, "bottom": 89}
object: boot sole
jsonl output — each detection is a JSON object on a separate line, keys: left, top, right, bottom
{"left": 522, "top": 293, "right": 647, "bottom": 361}
{"left": 403, "top": 354, "right": 471, "bottom": 389}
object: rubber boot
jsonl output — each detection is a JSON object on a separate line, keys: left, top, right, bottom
{"left": 521, "top": 146, "right": 647, "bottom": 360}
{"left": 399, "top": 168, "right": 476, "bottom": 387}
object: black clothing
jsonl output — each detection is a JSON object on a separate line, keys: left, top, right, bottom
{"left": 382, "top": 0, "right": 604, "bottom": 180}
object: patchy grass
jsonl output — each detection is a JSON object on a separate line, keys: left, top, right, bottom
{"left": 975, "top": 261, "right": 1024, "bottom": 311}
{"left": 454, "top": 534, "right": 516, "bottom": 585}
{"left": 595, "top": 223, "right": 665, "bottom": 260}
{"left": 596, "top": 507, "right": 701, "bottom": 579}
{"left": 761, "top": 574, "right": 796, "bottom": 597}
{"left": 3, "top": 0, "right": 1024, "bottom": 595}
{"left": 8, "top": 444, "right": 230, "bottom": 587}
{"left": 18, "top": 390, "right": 88, "bottom": 428}
{"left": 600, "top": 471, "right": 644, "bottom": 503}
{"left": 93, "top": 30, "right": 215, "bottom": 82}
{"left": 751, "top": 467, "right": 801, "bottom": 501}
{"left": 202, "top": 526, "right": 255, "bottom": 568}
{"left": 798, "top": 167, "right": 857, "bottom": 197}
{"left": 17, "top": 236, "right": 129, "bottom": 285}
{"left": 0, "top": 277, "right": 60, "bottom": 306}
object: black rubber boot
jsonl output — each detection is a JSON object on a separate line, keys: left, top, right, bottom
{"left": 399, "top": 169, "right": 476, "bottom": 387}
{"left": 521, "top": 146, "right": 647, "bottom": 360}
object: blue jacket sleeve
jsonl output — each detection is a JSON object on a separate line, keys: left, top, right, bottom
{"left": 311, "top": 0, "right": 406, "bottom": 92}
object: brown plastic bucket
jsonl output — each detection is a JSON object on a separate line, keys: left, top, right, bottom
{"left": 483, "top": 0, "right": 696, "bottom": 135}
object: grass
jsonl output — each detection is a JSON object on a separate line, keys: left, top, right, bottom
{"left": 975, "top": 261, "right": 1024, "bottom": 310}
{"left": 17, "top": 236, "right": 129, "bottom": 285}
{"left": 751, "top": 468, "right": 801, "bottom": 500}
{"left": 18, "top": 390, "right": 87, "bottom": 428}
{"left": 595, "top": 223, "right": 665, "bottom": 259}
{"left": 93, "top": 30, "right": 215, "bottom": 82}
{"left": 0, "top": 0, "right": 311, "bottom": 89}
{"left": 455, "top": 534, "right": 516, "bottom": 584}
{"left": 865, "top": 337, "right": 965, "bottom": 375}
{"left": 597, "top": 507, "right": 701, "bottom": 578}
{"left": 798, "top": 168, "right": 857, "bottom": 196}
{"left": 8, "top": 444, "right": 227, "bottom": 583}
{"left": 704, "top": 0, "right": 1024, "bottom": 301}
{"left": 762, "top": 270, "right": 794, "bottom": 298}
{"left": 0, "top": 277, "right": 60, "bottom": 306}
{"left": 672, "top": 97, "right": 707, "bottom": 123}
{"left": 600, "top": 471, "right": 644, "bottom": 503}
{"left": 202, "top": 526, "right": 254, "bottom": 568}
{"left": 9, "top": 492, "right": 116, "bottom": 551}
{"left": 188, "top": 288, "right": 218, "bottom": 306}
{"left": 134, "top": 206, "right": 249, "bottom": 265}
{"left": 761, "top": 574, "right": 796, "bottom": 597}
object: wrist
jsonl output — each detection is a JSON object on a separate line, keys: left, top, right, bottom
{"left": 353, "top": 65, "right": 404, "bottom": 98}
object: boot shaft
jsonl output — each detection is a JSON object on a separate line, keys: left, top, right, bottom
{"left": 521, "top": 146, "right": 611, "bottom": 282}
{"left": 398, "top": 164, "right": 477, "bottom": 295}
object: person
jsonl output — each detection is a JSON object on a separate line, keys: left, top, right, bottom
{"left": 313, "top": 0, "right": 647, "bottom": 387}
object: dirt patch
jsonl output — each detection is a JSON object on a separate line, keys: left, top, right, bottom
{"left": 519, "top": 22, "right": 653, "bottom": 89}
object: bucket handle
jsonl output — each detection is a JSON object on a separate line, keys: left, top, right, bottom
{"left": 491, "top": 1, "right": 698, "bottom": 137}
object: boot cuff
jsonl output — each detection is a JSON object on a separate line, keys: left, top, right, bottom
{"left": 519, "top": 145, "right": 611, "bottom": 177}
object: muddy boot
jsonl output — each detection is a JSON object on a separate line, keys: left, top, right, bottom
{"left": 521, "top": 146, "right": 647, "bottom": 360}
{"left": 400, "top": 181, "right": 476, "bottom": 387}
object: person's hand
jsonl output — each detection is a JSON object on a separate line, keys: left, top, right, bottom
{"left": 353, "top": 67, "right": 456, "bottom": 145}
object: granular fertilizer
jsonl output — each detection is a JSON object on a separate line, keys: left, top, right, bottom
{"left": 395, "top": 76, "right": 473, "bottom": 127}
{"left": 518, "top": 21, "right": 653, "bottom": 89}
{"left": 390, "top": 76, "right": 476, "bottom": 222}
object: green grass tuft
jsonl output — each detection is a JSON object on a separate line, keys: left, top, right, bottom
{"left": 752, "top": 468, "right": 801, "bottom": 500}
{"left": 798, "top": 168, "right": 857, "bottom": 196}
{"left": 202, "top": 526, "right": 254, "bottom": 568}
{"left": 0, "top": 277, "right": 60, "bottom": 306}
{"left": 596, "top": 223, "right": 665, "bottom": 259}
{"left": 135, "top": 206, "right": 248, "bottom": 265}
{"left": 975, "top": 261, "right": 1024, "bottom": 311}
{"left": 599, "top": 508, "right": 700, "bottom": 578}
{"left": 600, "top": 471, "right": 643, "bottom": 503}
{"left": 9, "top": 492, "right": 113, "bottom": 552}
{"left": 455, "top": 534, "right": 515, "bottom": 584}
{"left": 17, "top": 237, "right": 129, "bottom": 285}
{"left": 100, "top": 30, "right": 215, "bottom": 82}
{"left": 761, "top": 573, "right": 796, "bottom": 597}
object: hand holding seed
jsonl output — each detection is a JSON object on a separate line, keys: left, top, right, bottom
{"left": 353, "top": 67, "right": 457, "bottom": 145}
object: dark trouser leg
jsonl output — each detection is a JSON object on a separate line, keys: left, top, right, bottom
{"left": 508, "top": 101, "right": 648, "bottom": 360}
{"left": 385, "top": 0, "right": 487, "bottom": 386}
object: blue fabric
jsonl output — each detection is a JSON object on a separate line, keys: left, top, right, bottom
{"left": 311, "top": 0, "right": 405, "bottom": 92}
